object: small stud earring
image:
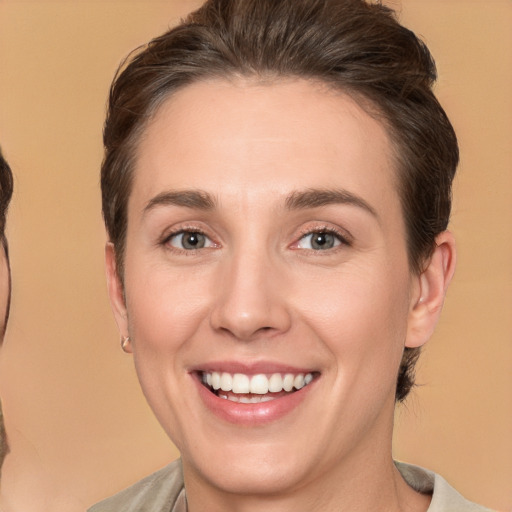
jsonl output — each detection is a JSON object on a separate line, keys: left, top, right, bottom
{"left": 121, "top": 336, "right": 131, "bottom": 353}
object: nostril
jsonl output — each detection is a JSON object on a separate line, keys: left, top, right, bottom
{"left": 218, "top": 325, "right": 274, "bottom": 340}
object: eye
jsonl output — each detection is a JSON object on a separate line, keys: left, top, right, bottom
{"left": 167, "top": 231, "right": 214, "bottom": 250}
{"left": 296, "top": 231, "right": 343, "bottom": 251}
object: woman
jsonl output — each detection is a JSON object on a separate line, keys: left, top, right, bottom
{"left": 0, "top": 148, "right": 14, "bottom": 471}
{"left": 90, "top": 0, "right": 492, "bottom": 510}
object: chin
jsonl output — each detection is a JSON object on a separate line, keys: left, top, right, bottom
{"left": 193, "top": 456, "right": 310, "bottom": 496}
{"left": 179, "top": 430, "right": 328, "bottom": 498}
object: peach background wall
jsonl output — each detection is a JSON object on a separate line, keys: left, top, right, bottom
{"left": 0, "top": 1, "right": 510, "bottom": 511}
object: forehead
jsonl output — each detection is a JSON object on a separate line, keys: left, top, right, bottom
{"left": 131, "top": 78, "right": 399, "bottom": 217}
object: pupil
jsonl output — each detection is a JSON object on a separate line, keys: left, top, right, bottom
{"left": 183, "top": 232, "right": 205, "bottom": 249}
{"left": 312, "top": 233, "right": 334, "bottom": 250}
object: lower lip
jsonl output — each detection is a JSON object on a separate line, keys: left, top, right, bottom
{"left": 194, "top": 375, "right": 315, "bottom": 426}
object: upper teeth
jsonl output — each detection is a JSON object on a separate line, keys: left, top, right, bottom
{"left": 202, "top": 371, "right": 314, "bottom": 394}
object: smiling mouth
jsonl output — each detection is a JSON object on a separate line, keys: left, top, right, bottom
{"left": 200, "top": 371, "right": 316, "bottom": 403}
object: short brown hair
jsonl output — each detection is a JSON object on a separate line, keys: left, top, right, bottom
{"left": 0, "top": 146, "right": 13, "bottom": 342}
{"left": 101, "top": 0, "right": 459, "bottom": 401}
{"left": 0, "top": 147, "right": 13, "bottom": 241}
{"left": 0, "top": 146, "right": 14, "bottom": 466}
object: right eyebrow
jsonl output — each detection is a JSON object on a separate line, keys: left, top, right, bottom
{"left": 143, "top": 189, "right": 217, "bottom": 215}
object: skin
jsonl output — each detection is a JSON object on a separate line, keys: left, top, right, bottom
{"left": 106, "top": 79, "right": 455, "bottom": 512}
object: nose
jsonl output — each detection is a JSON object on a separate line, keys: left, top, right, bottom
{"left": 210, "top": 248, "right": 292, "bottom": 341}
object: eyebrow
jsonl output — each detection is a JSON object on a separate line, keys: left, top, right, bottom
{"left": 143, "top": 189, "right": 217, "bottom": 215}
{"left": 285, "top": 188, "right": 378, "bottom": 218}
{"left": 142, "top": 187, "right": 377, "bottom": 218}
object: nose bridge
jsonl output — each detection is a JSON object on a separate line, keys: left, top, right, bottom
{"left": 210, "top": 241, "right": 291, "bottom": 340}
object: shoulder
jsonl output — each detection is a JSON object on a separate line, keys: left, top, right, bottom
{"left": 87, "top": 459, "right": 184, "bottom": 512}
{"left": 395, "top": 461, "right": 495, "bottom": 512}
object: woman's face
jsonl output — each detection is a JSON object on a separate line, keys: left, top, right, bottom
{"left": 109, "top": 79, "right": 425, "bottom": 497}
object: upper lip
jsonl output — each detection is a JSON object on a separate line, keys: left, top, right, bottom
{"left": 189, "top": 360, "right": 318, "bottom": 376}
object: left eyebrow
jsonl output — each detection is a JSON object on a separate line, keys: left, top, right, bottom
{"left": 285, "top": 188, "right": 378, "bottom": 218}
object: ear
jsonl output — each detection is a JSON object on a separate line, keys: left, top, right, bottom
{"left": 105, "top": 242, "right": 132, "bottom": 353}
{"left": 405, "top": 231, "right": 456, "bottom": 348}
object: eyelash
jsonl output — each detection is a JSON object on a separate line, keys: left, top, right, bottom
{"left": 161, "top": 226, "right": 216, "bottom": 253}
{"left": 294, "top": 225, "right": 352, "bottom": 251}
{"left": 160, "top": 225, "right": 351, "bottom": 253}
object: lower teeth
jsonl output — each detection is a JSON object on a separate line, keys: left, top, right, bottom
{"left": 217, "top": 393, "right": 280, "bottom": 403}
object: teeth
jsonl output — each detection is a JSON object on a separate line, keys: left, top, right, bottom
{"left": 220, "top": 372, "right": 232, "bottom": 391}
{"left": 219, "top": 393, "right": 281, "bottom": 404}
{"left": 283, "top": 374, "right": 294, "bottom": 392}
{"left": 268, "top": 373, "right": 283, "bottom": 393}
{"left": 211, "top": 372, "right": 221, "bottom": 390}
{"left": 202, "top": 371, "right": 314, "bottom": 395}
{"left": 250, "top": 374, "right": 269, "bottom": 394}
{"left": 294, "top": 374, "right": 305, "bottom": 390}
{"left": 232, "top": 373, "right": 250, "bottom": 393}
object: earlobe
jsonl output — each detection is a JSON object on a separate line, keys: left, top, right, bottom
{"left": 406, "top": 231, "right": 456, "bottom": 348}
{"left": 105, "top": 242, "right": 131, "bottom": 352}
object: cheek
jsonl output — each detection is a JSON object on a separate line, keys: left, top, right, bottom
{"left": 295, "top": 258, "right": 410, "bottom": 333}
{"left": 125, "top": 264, "right": 211, "bottom": 353}
{"left": 121, "top": 251, "right": 223, "bottom": 411}
{"left": 122, "top": 260, "right": 212, "bottom": 440}
{"left": 293, "top": 262, "right": 411, "bottom": 386}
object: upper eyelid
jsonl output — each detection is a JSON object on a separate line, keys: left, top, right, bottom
{"left": 296, "top": 224, "right": 353, "bottom": 245}
{"left": 295, "top": 234, "right": 348, "bottom": 251}
{"left": 158, "top": 222, "right": 353, "bottom": 247}
{"left": 161, "top": 224, "right": 213, "bottom": 242}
